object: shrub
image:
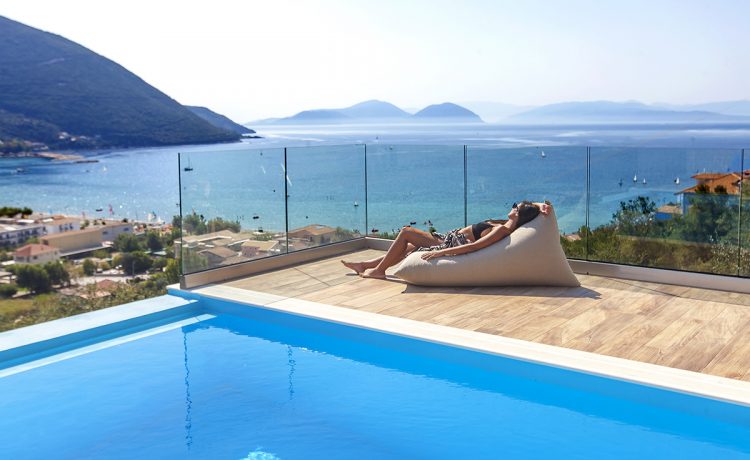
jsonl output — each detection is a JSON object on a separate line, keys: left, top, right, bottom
{"left": 0, "top": 284, "right": 18, "bottom": 298}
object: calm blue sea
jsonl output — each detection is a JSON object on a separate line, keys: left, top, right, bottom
{"left": 2, "top": 123, "right": 749, "bottom": 234}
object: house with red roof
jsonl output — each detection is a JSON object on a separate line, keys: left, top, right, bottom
{"left": 13, "top": 244, "right": 61, "bottom": 265}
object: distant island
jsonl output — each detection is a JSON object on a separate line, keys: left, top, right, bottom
{"left": 0, "top": 16, "right": 248, "bottom": 153}
{"left": 257, "top": 100, "right": 484, "bottom": 124}
{"left": 507, "top": 101, "right": 750, "bottom": 124}
{"left": 256, "top": 98, "right": 750, "bottom": 126}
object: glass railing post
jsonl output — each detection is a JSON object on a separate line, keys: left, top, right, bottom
{"left": 463, "top": 145, "right": 468, "bottom": 227}
{"left": 586, "top": 146, "right": 591, "bottom": 261}
{"left": 177, "top": 152, "right": 184, "bottom": 277}
{"left": 364, "top": 144, "right": 369, "bottom": 238}
{"left": 284, "top": 147, "right": 289, "bottom": 254}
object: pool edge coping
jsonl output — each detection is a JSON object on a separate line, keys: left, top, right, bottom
{"left": 179, "top": 283, "right": 750, "bottom": 408}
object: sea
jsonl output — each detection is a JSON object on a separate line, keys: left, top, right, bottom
{"left": 2, "top": 123, "right": 749, "bottom": 235}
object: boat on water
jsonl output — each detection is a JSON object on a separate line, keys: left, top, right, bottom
{"left": 183, "top": 157, "right": 194, "bottom": 172}
{"left": 75, "top": 159, "right": 99, "bottom": 164}
{"left": 633, "top": 174, "right": 637, "bottom": 182}
{"left": 95, "top": 208, "right": 103, "bottom": 212}
{"left": 675, "top": 177, "right": 680, "bottom": 185}
{"left": 642, "top": 178, "right": 647, "bottom": 184}
{"left": 252, "top": 214, "right": 260, "bottom": 220}
{"left": 541, "top": 150, "right": 546, "bottom": 158}
{"left": 371, "top": 228, "right": 379, "bottom": 233}
{"left": 618, "top": 179, "right": 623, "bottom": 187}
{"left": 354, "top": 201, "right": 359, "bottom": 207}
{"left": 409, "top": 221, "right": 417, "bottom": 225}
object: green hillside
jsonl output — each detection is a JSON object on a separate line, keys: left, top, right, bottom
{"left": 0, "top": 16, "right": 239, "bottom": 150}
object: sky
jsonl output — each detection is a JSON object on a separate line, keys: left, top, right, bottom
{"left": 3, "top": 0, "right": 750, "bottom": 122}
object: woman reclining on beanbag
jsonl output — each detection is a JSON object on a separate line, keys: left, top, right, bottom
{"left": 342, "top": 200, "right": 550, "bottom": 280}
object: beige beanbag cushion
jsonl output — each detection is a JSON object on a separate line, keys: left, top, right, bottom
{"left": 392, "top": 208, "right": 579, "bottom": 287}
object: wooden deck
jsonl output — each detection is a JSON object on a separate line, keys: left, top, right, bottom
{"left": 222, "top": 249, "right": 750, "bottom": 382}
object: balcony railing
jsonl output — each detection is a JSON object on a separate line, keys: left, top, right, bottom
{"left": 177, "top": 145, "right": 748, "bottom": 279}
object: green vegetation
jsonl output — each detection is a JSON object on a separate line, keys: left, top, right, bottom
{"left": 174, "top": 213, "right": 241, "bottom": 236}
{"left": 9, "top": 261, "right": 71, "bottom": 294}
{"left": 0, "top": 284, "right": 18, "bottom": 298}
{"left": 0, "top": 16, "right": 239, "bottom": 150}
{"left": 0, "top": 206, "right": 32, "bottom": 217}
{"left": 562, "top": 188, "right": 750, "bottom": 275}
{"left": 82, "top": 258, "right": 96, "bottom": 276}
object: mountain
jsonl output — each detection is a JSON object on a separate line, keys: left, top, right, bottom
{"left": 414, "top": 103, "right": 483, "bottom": 122}
{"left": 656, "top": 100, "right": 750, "bottom": 117}
{"left": 186, "top": 106, "right": 255, "bottom": 135}
{"left": 267, "top": 100, "right": 481, "bottom": 124}
{"left": 0, "top": 16, "right": 239, "bottom": 150}
{"left": 340, "top": 100, "right": 411, "bottom": 119}
{"left": 274, "top": 100, "right": 410, "bottom": 124}
{"left": 509, "top": 101, "right": 750, "bottom": 123}
{"left": 279, "top": 109, "right": 353, "bottom": 124}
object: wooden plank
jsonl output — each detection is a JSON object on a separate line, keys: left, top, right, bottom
{"left": 662, "top": 306, "right": 750, "bottom": 373}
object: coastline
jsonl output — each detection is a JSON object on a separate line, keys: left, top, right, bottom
{"left": 1, "top": 151, "right": 84, "bottom": 161}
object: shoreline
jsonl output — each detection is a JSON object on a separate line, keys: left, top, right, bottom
{"left": 1, "top": 151, "right": 85, "bottom": 161}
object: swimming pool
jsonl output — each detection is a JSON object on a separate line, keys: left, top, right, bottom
{"left": 1, "top": 291, "right": 749, "bottom": 459}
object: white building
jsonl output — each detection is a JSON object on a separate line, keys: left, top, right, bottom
{"left": 95, "top": 220, "right": 134, "bottom": 242}
{"left": 13, "top": 244, "right": 61, "bottom": 265}
{"left": 39, "top": 216, "right": 82, "bottom": 235}
{"left": 0, "top": 223, "right": 45, "bottom": 248}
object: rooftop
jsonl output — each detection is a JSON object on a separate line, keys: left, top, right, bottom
{"left": 13, "top": 244, "right": 58, "bottom": 257}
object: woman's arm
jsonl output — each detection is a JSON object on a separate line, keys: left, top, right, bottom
{"left": 421, "top": 225, "right": 510, "bottom": 260}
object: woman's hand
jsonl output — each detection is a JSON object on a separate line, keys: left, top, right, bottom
{"left": 421, "top": 250, "right": 446, "bottom": 261}
{"left": 539, "top": 202, "right": 552, "bottom": 216}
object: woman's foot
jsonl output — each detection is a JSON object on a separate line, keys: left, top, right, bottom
{"left": 341, "top": 260, "right": 367, "bottom": 275}
{"left": 360, "top": 268, "right": 387, "bottom": 280}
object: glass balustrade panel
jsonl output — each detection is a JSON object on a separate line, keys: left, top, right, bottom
{"left": 178, "top": 147, "right": 286, "bottom": 275}
{"left": 285, "top": 145, "right": 366, "bottom": 252}
{"left": 741, "top": 149, "right": 750, "bottom": 277}
{"left": 588, "top": 147, "right": 742, "bottom": 275}
{"left": 366, "top": 145, "right": 464, "bottom": 239}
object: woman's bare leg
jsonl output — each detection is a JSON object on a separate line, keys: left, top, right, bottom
{"left": 361, "top": 227, "right": 442, "bottom": 279}
{"left": 342, "top": 242, "right": 418, "bottom": 274}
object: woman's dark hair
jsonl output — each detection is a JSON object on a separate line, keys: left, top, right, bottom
{"left": 515, "top": 201, "right": 540, "bottom": 227}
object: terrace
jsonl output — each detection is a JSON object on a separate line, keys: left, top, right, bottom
{"left": 177, "top": 144, "right": 750, "bottom": 383}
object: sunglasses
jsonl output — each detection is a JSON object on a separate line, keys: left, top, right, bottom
{"left": 512, "top": 202, "right": 518, "bottom": 209}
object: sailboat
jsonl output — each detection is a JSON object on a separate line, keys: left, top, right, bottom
{"left": 183, "top": 157, "right": 194, "bottom": 172}
{"left": 354, "top": 201, "right": 359, "bottom": 207}
{"left": 541, "top": 150, "right": 546, "bottom": 158}
{"left": 633, "top": 174, "right": 637, "bottom": 182}
{"left": 618, "top": 178, "right": 623, "bottom": 187}
{"left": 674, "top": 177, "right": 680, "bottom": 185}
{"left": 642, "top": 178, "right": 647, "bottom": 185}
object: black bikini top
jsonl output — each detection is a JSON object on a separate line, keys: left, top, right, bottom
{"left": 471, "top": 221, "right": 493, "bottom": 240}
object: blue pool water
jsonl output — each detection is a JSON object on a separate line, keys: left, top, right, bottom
{"left": 1, "top": 297, "right": 750, "bottom": 459}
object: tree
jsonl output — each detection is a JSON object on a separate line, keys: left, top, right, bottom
{"left": 113, "top": 251, "right": 153, "bottom": 275}
{"left": 43, "top": 261, "right": 70, "bottom": 286}
{"left": 113, "top": 233, "right": 141, "bottom": 253}
{"left": 0, "top": 284, "right": 18, "bottom": 298}
{"left": 146, "top": 231, "right": 163, "bottom": 252}
{"left": 164, "top": 258, "right": 180, "bottom": 284}
{"left": 82, "top": 258, "right": 96, "bottom": 276}
{"left": 676, "top": 188, "right": 737, "bottom": 244}
{"left": 12, "top": 264, "right": 52, "bottom": 293}
{"left": 612, "top": 196, "right": 657, "bottom": 237}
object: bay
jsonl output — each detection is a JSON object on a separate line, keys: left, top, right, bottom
{"left": 2, "top": 123, "right": 749, "bottom": 235}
